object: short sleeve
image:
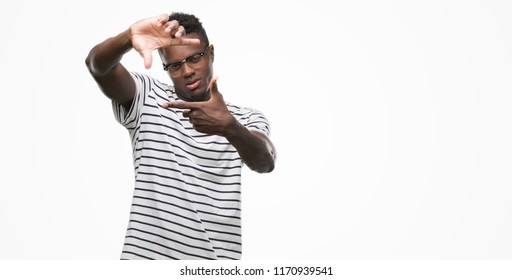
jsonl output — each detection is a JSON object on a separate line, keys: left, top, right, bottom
{"left": 230, "top": 104, "right": 271, "bottom": 137}
{"left": 247, "top": 109, "right": 271, "bottom": 137}
{"left": 112, "top": 72, "right": 151, "bottom": 129}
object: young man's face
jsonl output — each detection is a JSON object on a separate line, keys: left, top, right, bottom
{"left": 159, "top": 33, "right": 214, "bottom": 102}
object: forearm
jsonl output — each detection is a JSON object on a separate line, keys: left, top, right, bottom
{"left": 163, "top": 77, "right": 276, "bottom": 172}
{"left": 226, "top": 122, "right": 276, "bottom": 173}
{"left": 85, "top": 29, "right": 133, "bottom": 76}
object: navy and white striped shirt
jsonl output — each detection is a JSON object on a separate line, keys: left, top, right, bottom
{"left": 112, "top": 72, "right": 270, "bottom": 260}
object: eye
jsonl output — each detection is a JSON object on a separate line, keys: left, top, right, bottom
{"left": 187, "top": 54, "right": 203, "bottom": 64}
{"left": 168, "top": 63, "right": 182, "bottom": 71}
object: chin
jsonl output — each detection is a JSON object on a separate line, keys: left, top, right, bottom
{"left": 180, "top": 88, "right": 208, "bottom": 102}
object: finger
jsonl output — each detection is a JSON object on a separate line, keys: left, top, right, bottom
{"left": 208, "top": 76, "right": 220, "bottom": 98}
{"left": 174, "top": 26, "right": 186, "bottom": 38}
{"left": 167, "top": 37, "right": 201, "bottom": 46}
{"left": 141, "top": 49, "right": 153, "bottom": 69}
{"left": 167, "top": 101, "right": 201, "bottom": 110}
{"left": 156, "top": 14, "right": 170, "bottom": 26}
{"left": 182, "top": 109, "right": 191, "bottom": 118}
{"left": 164, "top": 20, "right": 179, "bottom": 34}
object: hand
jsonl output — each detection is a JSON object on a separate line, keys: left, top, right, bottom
{"left": 130, "top": 14, "right": 200, "bottom": 69}
{"left": 162, "top": 77, "right": 238, "bottom": 136}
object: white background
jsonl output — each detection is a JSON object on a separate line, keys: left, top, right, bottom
{"left": 0, "top": 0, "right": 511, "bottom": 260}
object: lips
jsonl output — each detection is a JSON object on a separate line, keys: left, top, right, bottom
{"left": 186, "top": 79, "right": 201, "bottom": 90}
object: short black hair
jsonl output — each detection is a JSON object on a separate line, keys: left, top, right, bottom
{"left": 169, "top": 12, "right": 209, "bottom": 46}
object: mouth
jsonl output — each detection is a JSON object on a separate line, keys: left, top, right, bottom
{"left": 185, "top": 79, "right": 201, "bottom": 90}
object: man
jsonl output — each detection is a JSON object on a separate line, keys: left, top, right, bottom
{"left": 85, "top": 12, "right": 276, "bottom": 260}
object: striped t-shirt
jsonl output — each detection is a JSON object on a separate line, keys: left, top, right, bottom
{"left": 112, "top": 72, "right": 270, "bottom": 260}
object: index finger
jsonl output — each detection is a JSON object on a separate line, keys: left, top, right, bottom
{"left": 161, "top": 37, "right": 201, "bottom": 47}
{"left": 171, "top": 37, "right": 201, "bottom": 46}
{"left": 163, "top": 101, "right": 201, "bottom": 110}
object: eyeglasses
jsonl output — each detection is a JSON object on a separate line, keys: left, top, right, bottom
{"left": 163, "top": 45, "right": 211, "bottom": 77}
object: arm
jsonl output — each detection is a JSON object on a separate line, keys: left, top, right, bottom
{"left": 85, "top": 14, "right": 200, "bottom": 109}
{"left": 225, "top": 123, "right": 276, "bottom": 173}
{"left": 163, "top": 77, "right": 276, "bottom": 173}
{"left": 85, "top": 29, "right": 135, "bottom": 109}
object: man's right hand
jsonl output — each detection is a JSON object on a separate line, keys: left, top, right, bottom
{"left": 130, "top": 14, "right": 201, "bottom": 69}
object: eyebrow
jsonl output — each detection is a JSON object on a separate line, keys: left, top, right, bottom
{"left": 168, "top": 47, "right": 208, "bottom": 65}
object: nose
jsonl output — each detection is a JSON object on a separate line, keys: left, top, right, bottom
{"left": 182, "top": 62, "right": 195, "bottom": 77}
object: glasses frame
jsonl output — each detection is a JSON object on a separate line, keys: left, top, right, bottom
{"left": 162, "top": 45, "right": 212, "bottom": 76}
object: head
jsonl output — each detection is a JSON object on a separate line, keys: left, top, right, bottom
{"left": 159, "top": 12, "right": 214, "bottom": 102}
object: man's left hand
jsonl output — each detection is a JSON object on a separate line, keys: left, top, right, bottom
{"left": 162, "top": 77, "right": 238, "bottom": 137}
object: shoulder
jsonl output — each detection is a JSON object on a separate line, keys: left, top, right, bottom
{"left": 226, "top": 102, "right": 263, "bottom": 116}
{"left": 130, "top": 72, "right": 170, "bottom": 88}
{"left": 130, "top": 72, "right": 175, "bottom": 96}
{"left": 227, "top": 102, "right": 270, "bottom": 124}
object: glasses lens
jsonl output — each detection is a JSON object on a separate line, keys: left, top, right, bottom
{"left": 169, "top": 63, "right": 183, "bottom": 77}
{"left": 168, "top": 48, "right": 209, "bottom": 77}
{"left": 187, "top": 54, "right": 204, "bottom": 65}
{"left": 168, "top": 63, "right": 182, "bottom": 71}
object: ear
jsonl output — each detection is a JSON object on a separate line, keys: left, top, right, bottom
{"left": 209, "top": 45, "right": 215, "bottom": 63}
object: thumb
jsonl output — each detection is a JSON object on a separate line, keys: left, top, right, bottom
{"left": 208, "top": 76, "right": 219, "bottom": 98}
{"left": 141, "top": 49, "right": 153, "bottom": 69}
